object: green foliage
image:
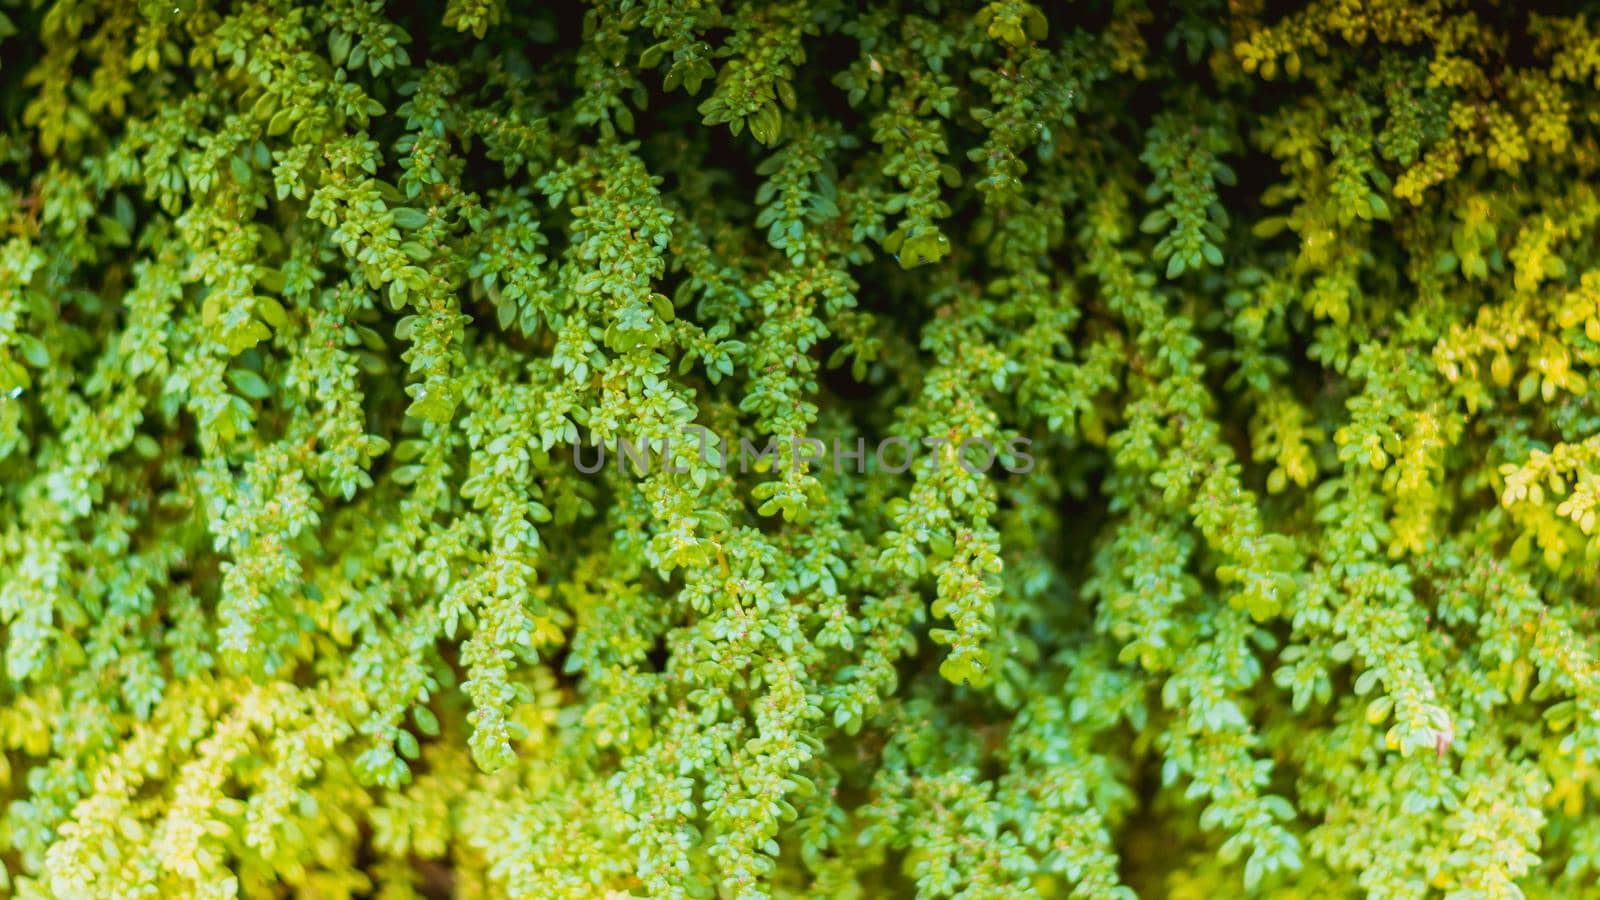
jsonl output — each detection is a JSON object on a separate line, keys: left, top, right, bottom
{"left": 7, "top": 0, "right": 1600, "bottom": 897}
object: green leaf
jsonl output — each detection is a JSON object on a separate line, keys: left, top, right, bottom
{"left": 227, "top": 368, "right": 272, "bottom": 399}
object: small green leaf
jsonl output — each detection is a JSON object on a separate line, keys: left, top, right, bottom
{"left": 228, "top": 368, "right": 272, "bottom": 399}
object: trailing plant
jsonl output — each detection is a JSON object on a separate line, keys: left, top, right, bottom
{"left": 3, "top": 0, "right": 1600, "bottom": 896}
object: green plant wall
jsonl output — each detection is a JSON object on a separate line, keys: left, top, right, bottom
{"left": 2, "top": 0, "right": 1599, "bottom": 896}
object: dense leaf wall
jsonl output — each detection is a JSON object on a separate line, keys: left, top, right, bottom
{"left": 1, "top": 0, "right": 1598, "bottom": 896}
